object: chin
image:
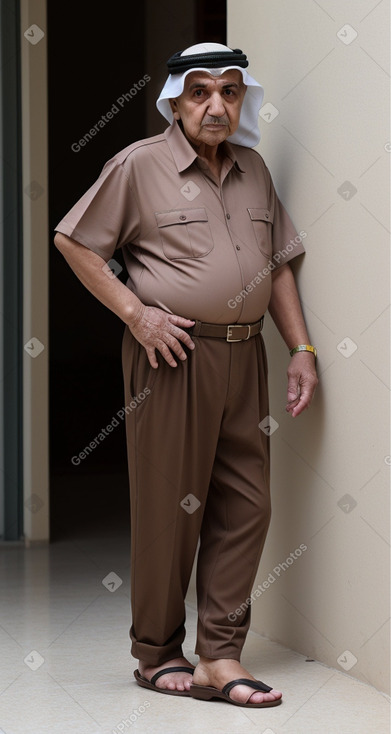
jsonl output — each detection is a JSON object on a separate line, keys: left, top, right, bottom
{"left": 200, "top": 130, "right": 230, "bottom": 144}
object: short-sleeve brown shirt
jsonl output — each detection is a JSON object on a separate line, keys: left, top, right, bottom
{"left": 55, "top": 120, "right": 305, "bottom": 323}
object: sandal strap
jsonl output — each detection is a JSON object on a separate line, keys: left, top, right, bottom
{"left": 150, "top": 666, "right": 194, "bottom": 686}
{"left": 222, "top": 678, "right": 273, "bottom": 697}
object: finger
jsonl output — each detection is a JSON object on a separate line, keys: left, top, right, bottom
{"left": 290, "top": 400, "right": 307, "bottom": 418}
{"left": 168, "top": 317, "right": 196, "bottom": 349}
{"left": 168, "top": 315, "right": 195, "bottom": 327}
{"left": 145, "top": 346, "right": 159, "bottom": 369}
{"left": 170, "top": 325, "right": 195, "bottom": 350}
{"left": 163, "top": 333, "right": 190, "bottom": 362}
{"left": 286, "top": 394, "right": 300, "bottom": 413}
{"left": 157, "top": 341, "right": 179, "bottom": 368}
{"left": 286, "top": 375, "right": 300, "bottom": 404}
{"left": 290, "top": 386, "right": 314, "bottom": 417}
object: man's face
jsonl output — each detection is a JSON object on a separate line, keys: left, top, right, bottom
{"left": 169, "top": 69, "right": 246, "bottom": 148}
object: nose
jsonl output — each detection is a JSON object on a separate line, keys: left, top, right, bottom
{"left": 207, "top": 91, "right": 226, "bottom": 118}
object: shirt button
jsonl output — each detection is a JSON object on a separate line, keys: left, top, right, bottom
{"left": 236, "top": 245, "right": 241, "bottom": 250}
{"left": 226, "top": 213, "right": 231, "bottom": 219}
{"left": 179, "top": 215, "right": 187, "bottom": 220}
{"left": 265, "top": 212, "right": 269, "bottom": 219}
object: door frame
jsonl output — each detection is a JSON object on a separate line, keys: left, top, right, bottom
{"left": 20, "top": 0, "right": 49, "bottom": 544}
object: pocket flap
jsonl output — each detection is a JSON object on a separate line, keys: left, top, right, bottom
{"left": 155, "top": 208, "right": 209, "bottom": 228}
{"left": 247, "top": 207, "right": 273, "bottom": 223}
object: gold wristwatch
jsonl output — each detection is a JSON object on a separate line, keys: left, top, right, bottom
{"left": 289, "top": 344, "right": 317, "bottom": 359}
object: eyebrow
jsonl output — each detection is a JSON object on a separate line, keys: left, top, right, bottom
{"left": 188, "top": 81, "right": 240, "bottom": 91}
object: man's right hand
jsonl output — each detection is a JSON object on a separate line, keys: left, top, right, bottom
{"left": 127, "top": 304, "right": 196, "bottom": 368}
{"left": 53, "top": 234, "right": 195, "bottom": 370}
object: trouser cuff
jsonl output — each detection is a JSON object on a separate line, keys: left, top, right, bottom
{"left": 130, "top": 626, "right": 184, "bottom": 666}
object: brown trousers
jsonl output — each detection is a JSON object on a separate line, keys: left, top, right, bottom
{"left": 121, "top": 325, "right": 271, "bottom": 666}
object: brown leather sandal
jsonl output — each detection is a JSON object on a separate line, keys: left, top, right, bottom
{"left": 189, "top": 677, "right": 282, "bottom": 707}
{"left": 134, "top": 666, "right": 195, "bottom": 697}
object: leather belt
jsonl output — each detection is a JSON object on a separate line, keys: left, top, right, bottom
{"left": 189, "top": 317, "right": 264, "bottom": 342}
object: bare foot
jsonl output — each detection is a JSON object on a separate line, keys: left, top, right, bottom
{"left": 192, "top": 657, "right": 282, "bottom": 705}
{"left": 138, "top": 656, "right": 195, "bottom": 692}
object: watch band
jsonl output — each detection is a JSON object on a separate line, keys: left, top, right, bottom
{"left": 289, "top": 344, "right": 317, "bottom": 359}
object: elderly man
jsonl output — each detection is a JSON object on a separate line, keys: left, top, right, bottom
{"left": 54, "top": 43, "right": 318, "bottom": 708}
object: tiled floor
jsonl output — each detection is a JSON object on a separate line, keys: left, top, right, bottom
{"left": 1, "top": 511, "right": 389, "bottom": 734}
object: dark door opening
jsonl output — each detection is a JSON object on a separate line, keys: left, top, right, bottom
{"left": 48, "top": 1, "right": 226, "bottom": 542}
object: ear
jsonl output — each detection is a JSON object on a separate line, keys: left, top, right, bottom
{"left": 169, "top": 98, "right": 181, "bottom": 120}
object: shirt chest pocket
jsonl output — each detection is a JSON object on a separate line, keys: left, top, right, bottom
{"left": 248, "top": 208, "right": 273, "bottom": 258}
{"left": 155, "top": 208, "right": 214, "bottom": 261}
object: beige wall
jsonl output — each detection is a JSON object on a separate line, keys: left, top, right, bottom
{"left": 226, "top": 0, "right": 390, "bottom": 693}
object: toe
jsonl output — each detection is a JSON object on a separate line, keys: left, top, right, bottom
{"left": 157, "top": 676, "right": 176, "bottom": 691}
{"left": 248, "top": 691, "right": 268, "bottom": 703}
{"left": 230, "top": 684, "right": 283, "bottom": 705}
{"left": 251, "top": 687, "right": 282, "bottom": 703}
{"left": 248, "top": 688, "right": 282, "bottom": 703}
{"left": 155, "top": 673, "right": 193, "bottom": 692}
{"left": 268, "top": 688, "right": 283, "bottom": 700}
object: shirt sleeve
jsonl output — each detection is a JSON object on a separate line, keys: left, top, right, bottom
{"left": 54, "top": 157, "right": 141, "bottom": 262}
{"left": 267, "top": 166, "right": 306, "bottom": 269}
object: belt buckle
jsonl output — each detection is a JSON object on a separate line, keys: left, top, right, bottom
{"left": 227, "top": 324, "right": 251, "bottom": 342}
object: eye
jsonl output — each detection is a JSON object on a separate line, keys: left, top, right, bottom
{"left": 194, "top": 89, "right": 205, "bottom": 98}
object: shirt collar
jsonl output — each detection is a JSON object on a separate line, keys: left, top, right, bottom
{"left": 164, "top": 120, "right": 245, "bottom": 174}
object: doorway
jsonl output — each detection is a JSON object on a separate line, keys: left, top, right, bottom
{"left": 48, "top": 1, "right": 226, "bottom": 542}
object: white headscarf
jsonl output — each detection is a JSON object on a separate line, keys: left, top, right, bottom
{"left": 156, "top": 43, "right": 264, "bottom": 148}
